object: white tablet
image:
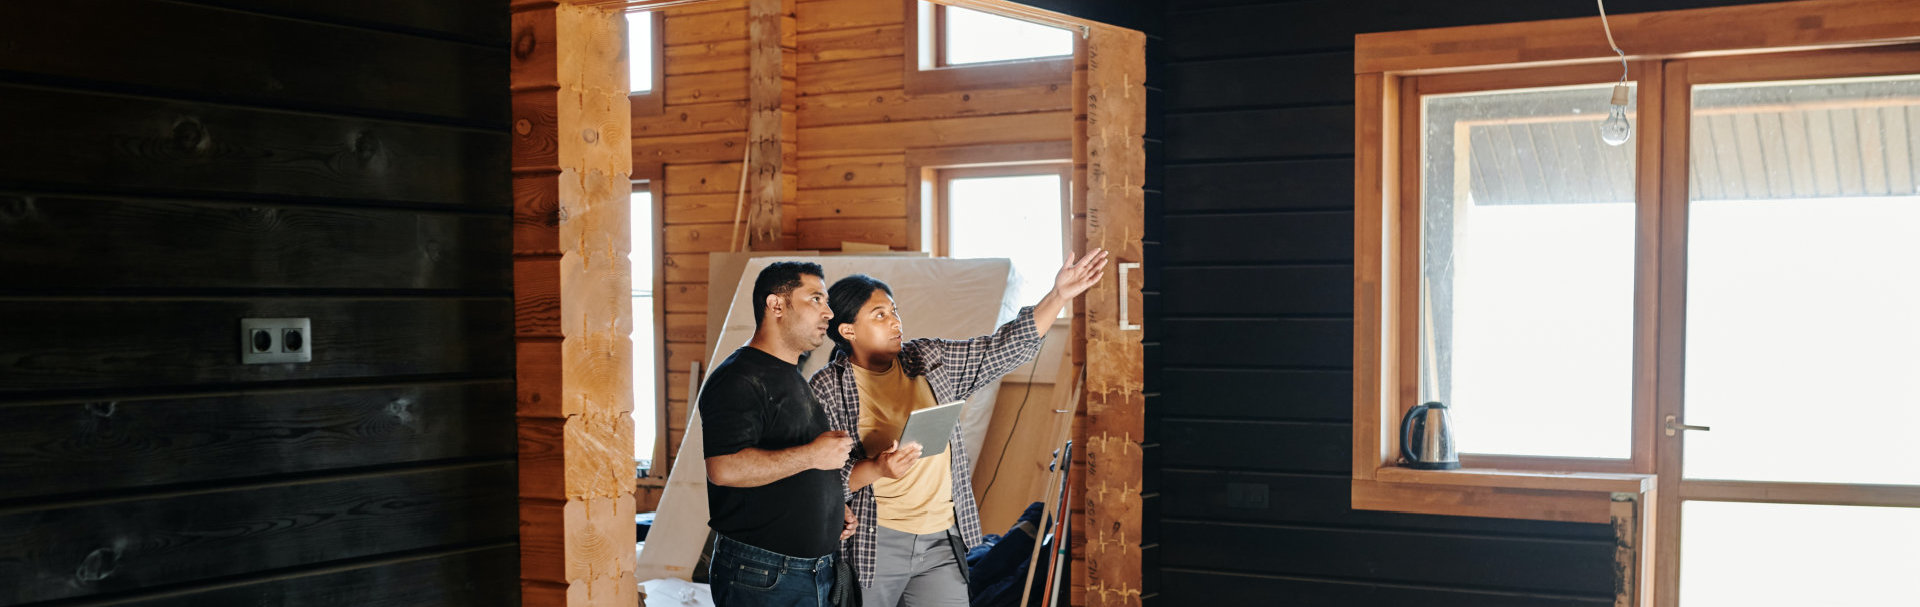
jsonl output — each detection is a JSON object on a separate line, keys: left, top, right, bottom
{"left": 896, "top": 401, "right": 965, "bottom": 458}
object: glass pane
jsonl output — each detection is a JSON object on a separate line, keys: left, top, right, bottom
{"left": 947, "top": 173, "right": 1063, "bottom": 309}
{"left": 1681, "top": 501, "right": 1920, "bottom": 607}
{"left": 1420, "top": 84, "right": 1637, "bottom": 459}
{"left": 627, "top": 11, "right": 654, "bottom": 94}
{"left": 1683, "top": 75, "right": 1920, "bottom": 485}
{"left": 941, "top": 4, "right": 1072, "bottom": 66}
{"left": 630, "top": 188, "right": 656, "bottom": 462}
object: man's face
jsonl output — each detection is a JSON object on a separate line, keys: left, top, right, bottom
{"left": 776, "top": 274, "right": 833, "bottom": 352}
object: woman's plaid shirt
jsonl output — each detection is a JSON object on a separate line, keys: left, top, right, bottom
{"left": 807, "top": 305, "right": 1044, "bottom": 588}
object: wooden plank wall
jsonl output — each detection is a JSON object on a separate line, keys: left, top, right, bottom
{"left": 0, "top": 1, "right": 518, "bottom": 606}
{"left": 1148, "top": 0, "right": 1791, "bottom": 605}
{"left": 638, "top": 0, "right": 1162, "bottom": 481}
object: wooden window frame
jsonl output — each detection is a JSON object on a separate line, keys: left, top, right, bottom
{"left": 1356, "top": 2, "right": 1920, "bottom": 604}
{"left": 929, "top": 163, "right": 1071, "bottom": 258}
{"left": 629, "top": 9, "right": 664, "bottom": 117}
{"left": 902, "top": 0, "right": 1074, "bottom": 95}
{"left": 905, "top": 140, "right": 1071, "bottom": 253}
{"left": 632, "top": 165, "right": 669, "bottom": 482}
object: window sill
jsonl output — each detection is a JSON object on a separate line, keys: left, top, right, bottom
{"left": 1353, "top": 466, "right": 1654, "bottom": 524}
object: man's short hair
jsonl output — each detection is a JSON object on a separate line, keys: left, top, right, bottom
{"left": 751, "top": 261, "right": 825, "bottom": 328}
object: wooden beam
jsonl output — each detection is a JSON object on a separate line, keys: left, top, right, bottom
{"left": 1081, "top": 25, "right": 1146, "bottom": 607}
{"left": 511, "top": 3, "right": 637, "bottom": 606}
{"left": 744, "top": 0, "right": 795, "bottom": 248}
{"left": 1354, "top": 0, "right": 1920, "bottom": 75}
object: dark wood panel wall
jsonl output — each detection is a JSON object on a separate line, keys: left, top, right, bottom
{"left": 1146, "top": 0, "right": 1790, "bottom": 605}
{"left": 0, "top": 2, "right": 518, "bottom": 606}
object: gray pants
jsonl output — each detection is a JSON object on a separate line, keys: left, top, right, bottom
{"left": 862, "top": 525, "right": 968, "bottom": 607}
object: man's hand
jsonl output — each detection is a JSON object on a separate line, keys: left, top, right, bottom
{"left": 873, "top": 440, "right": 921, "bottom": 479}
{"left": 808, "top": 430, "right": 854, "bottom": 471}
{"left": 840, "top": 506, "right": 858, "bottom": 541}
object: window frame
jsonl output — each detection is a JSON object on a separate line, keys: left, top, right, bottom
{"left": 632, "top": 164, "right": 667, "bottom": 480}
{"left": 1387, "top": 61, "right": 1664, "bottom": 476}
{"left": 902, "top": 0, "right": 1075, "bottom": 95}
{"left": 628, "top": 9, "right": 665, "bottom": 117}
{"left": 1356, "top": 4, "right": 1920, "bottom": 605}
{"left": 930, "top": 163, "right": 1072, "bottom": 259}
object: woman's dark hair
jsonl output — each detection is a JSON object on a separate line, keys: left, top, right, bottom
{"left": 826, "top": 274, "right": 893, "bottom": 356}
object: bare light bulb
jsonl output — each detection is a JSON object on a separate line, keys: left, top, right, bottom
{"left": 1600, "top": 83, "right": 1633, "bottom": 146}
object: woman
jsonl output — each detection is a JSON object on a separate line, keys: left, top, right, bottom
{"left": 808, "top": 249, "right": 1108, "bottom": 607}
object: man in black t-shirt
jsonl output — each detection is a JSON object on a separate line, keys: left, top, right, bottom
{"left": 702, "top": 261, "right": 855, "bottom": 607}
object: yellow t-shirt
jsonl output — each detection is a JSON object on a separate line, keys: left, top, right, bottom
{"left": 853, "top": 361, "right": 956, "bottom": 535}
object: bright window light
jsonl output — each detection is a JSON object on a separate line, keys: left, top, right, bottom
{"left": 629, "top": 186, "right": 656, "bottom": 464}
{"left": 1681, "top": 501, "right": 1920, "bottom": 606}
{"left": 627, "top": 11, "right": 654, "bottom": 94}
{"left": 946, "top": 173, "right": 1064, "bottom": 308}
{"left": 1419, "top": 84, "right": 1639, "bottom": 460}
{"left": 941, "top": 4, "right": 1072, "bottom": 66}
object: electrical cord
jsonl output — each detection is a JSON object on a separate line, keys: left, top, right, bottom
{"left": 978, "top": 350, "right": 1046, "bottom": 501}
{"left": 1596, "top": 0, "right": 1628, "bottom": 84}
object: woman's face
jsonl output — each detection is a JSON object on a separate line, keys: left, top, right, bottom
{"left": 841, "top": 290, "right": 903, "bottom": 357}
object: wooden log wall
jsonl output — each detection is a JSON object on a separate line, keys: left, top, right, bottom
{"left": 0, "top": 1, "right": 518, "bottom": 605}
{"left": 512, "top": 2, "right": 639, "bottom": 605}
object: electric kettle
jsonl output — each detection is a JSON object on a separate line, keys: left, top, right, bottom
{"left": 1400, "top": 401, "right": 1459, "bottom": 470}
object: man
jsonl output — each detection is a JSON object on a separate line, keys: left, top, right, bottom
{"left": 702, "top": 261, "right": 857, "bottom": 606}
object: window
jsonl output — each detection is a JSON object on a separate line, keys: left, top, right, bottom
{"left": 932, "top": 164, "right": 1071, "bottom": 308}
{"left": 630, "top": 181, "right": 658, "bottom": 473}
{"left": 1356, "top": 5, "right": 1920, "bottom": 604}
{"left": 626, "top": 10, "right": 663, "bottom": 116}
{"left": 903, "top": 0, "right": 1073, "bottom": 94}
{"left": 1419, "top": 83, "right": 1640, "bottom": 463}
{"left": 925, "top": 2, "right": 1072, "bottom": 67}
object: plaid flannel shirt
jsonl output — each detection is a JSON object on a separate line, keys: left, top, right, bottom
{"left": 808, "top": 305, "right": 1044, "bottom": 588}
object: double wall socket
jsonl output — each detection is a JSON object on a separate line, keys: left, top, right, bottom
{"left": 241, "top": 318, "right": 312, "bottom": 364}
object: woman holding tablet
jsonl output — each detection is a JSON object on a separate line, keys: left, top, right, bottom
{"left": 809, "top": 249, "right": 1107, "bottom": 607}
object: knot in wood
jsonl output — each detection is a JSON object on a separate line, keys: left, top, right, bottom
{"left": 352, "top": 132, "right": 384, "bottom": 164}
{"left": 513, "top": 27, "right": 538, "bottom": 61}
{"left": 169, "top": 119, "right": 209, "bottom": 154}
{"left": 85, "top": 401, "right": 116, "bottom": 418}
{"left": 581, "top": 128, "right": 599, "bottom": 144}
{"left": 75, "top": 547, "right": 118, "bottom": 583}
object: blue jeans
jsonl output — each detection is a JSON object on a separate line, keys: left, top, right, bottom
{"left": 710, "top": 533, "right": 836, "bottom": 607}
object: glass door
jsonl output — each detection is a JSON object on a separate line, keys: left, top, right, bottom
{"left": 1658, "top": 46, "right": 1920, "bottom": 607}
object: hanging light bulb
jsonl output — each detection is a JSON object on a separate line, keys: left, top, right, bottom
{"left": 1595, "top": 0, "right": 1632, "bottom": 146}
{"left": 1601, "top": 82, "right": 1632, "bottom": 146}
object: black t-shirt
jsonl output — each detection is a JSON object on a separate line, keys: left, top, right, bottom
{"left": 700, "top": 346, "right": 843, "bottom": 558}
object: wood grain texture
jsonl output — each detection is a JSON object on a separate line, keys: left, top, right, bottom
{"left": 0, "top": 463, "right": 516, "bottom": 605}
{"left": 0, "top": 195, "right": 510, "bottom": 292}
{"left": 0, "top": 0, "right": 507, "bottom": 126}
{"left": 122, "top": 546, "right": 520, "bottom": 607}
{"left": 0, "top": 299, "right": 513, "bottom": 395}
{"left": 0, "top": 85, "right": 509, "bottom": 207}
{"left": 0, "top": 382, "right": 514, "bottom": 502}
{"left": 1082, "top": 25, "right": 1147, "bottom": 607}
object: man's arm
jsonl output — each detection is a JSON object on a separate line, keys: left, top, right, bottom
{"left": 706, "top": 430, "right": 850, "bottom": 488}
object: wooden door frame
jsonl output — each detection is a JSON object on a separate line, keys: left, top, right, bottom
{"left": 509, "top": 1, "right": 1146, "bottom": 605}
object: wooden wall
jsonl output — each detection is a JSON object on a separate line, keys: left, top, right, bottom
{"left": 639, "top": 0, "right": 1160, "bottom": 478}
{"left": 1147, "top": 0, "right": 1789, "bottom": 605}
{"left": 0, "top": 1, "right": 517, "bottom": 606}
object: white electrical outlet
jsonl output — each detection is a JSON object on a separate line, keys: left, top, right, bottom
{"left": 240, "top": 318, "right": 312, "bottom": 364}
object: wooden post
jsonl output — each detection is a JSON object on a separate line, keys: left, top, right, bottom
{"left": 511, "top": 2, "right": 638, "bottom": 605}
{"left": 1080, "top": 25, "right": 1147, "bottom": 607}
{"left": 745, "top": 0, "right": 795, "bottom": 248}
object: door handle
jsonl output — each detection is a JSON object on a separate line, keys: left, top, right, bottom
{"left": 1664, "top": 414, "right": 1711, "bottom": 436}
